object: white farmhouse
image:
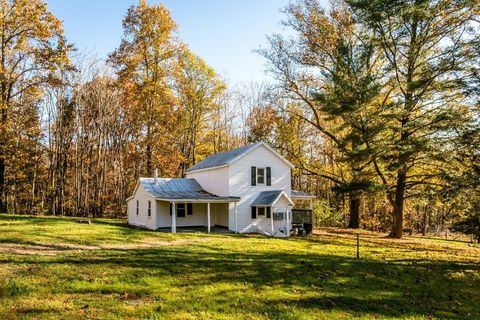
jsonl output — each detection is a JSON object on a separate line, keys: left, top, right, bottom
{"left": 126, "top": 141, "right": 314, "bottom": 237}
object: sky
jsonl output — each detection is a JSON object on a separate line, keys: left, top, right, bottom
{"left": 45, "top": 0, "right": 296, "bottom": 83}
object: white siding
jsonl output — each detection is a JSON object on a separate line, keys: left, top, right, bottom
{"left": 272, "top": 196, "right": 291, "bottom": 236}
{"left": 156, "top": 201, "right": 172, "bottom": 228}
{"left": 227, "top": 144, "right": 292, "bottom": 233}
{"left": 213, "top": 203, "right": 229, "bottom": 227}
{"left": 185, "top": 166, "right": 229, "bottom": 196}
{"left": 176, "top": 203, "right": 207, "bottom": 227}
{"left": 127, "top": 183, "right": 157, "bottom": 230}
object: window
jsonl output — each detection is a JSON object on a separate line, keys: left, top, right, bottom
{"left": 257, "top": 207, "right": 265, "bottom": 216}
{"left": 252, "top": 206, "right": 271, "bottom": 219}
{"left": 251, "top": 166, "right": 271, "bottom": 186}
{"left": 147, "top": 201, "right": 151, "bottom": 217}
{"left": 136, "top": 200, "right": 139, "bottom": 215}
{"left": 273, "top": 211, "right": 284, "bottom": 220}
{"left": 257, "top": 167, "right": 265, "bottom": 184}
{"left": 177, "top": 203, "right": 186, "bottom": 217}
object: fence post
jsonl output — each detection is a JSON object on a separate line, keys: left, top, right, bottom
{"left": 356, "top": 234, "right": 360, "bottom": 259}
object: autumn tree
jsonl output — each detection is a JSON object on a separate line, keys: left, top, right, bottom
{"left": 348, "top": 0, "right": 480, "bottom": 238}
{"left": 72, "top": 76, "right": 126, "bottom": 217}
{"left": 0, "top": 0, "right": 72, "bottom": 212}
{"left": 175, "top": 49, "right": 226, "bottom": 173}
{"left": 109, "top": 0, "right": 183, "bottom": 177}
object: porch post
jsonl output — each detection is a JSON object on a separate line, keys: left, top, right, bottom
{"left": 172, "top": 202, "right": 176, "bottom": 233}
{"left": 207, "top": 202, "right": 211, "bottom": 233}
{"left": 270, "top": 207, "right": 274, "bottom": 236}
{"left": 310, "top": 198, "right": 313, "bottom": 210}
{"left": 286, "top": 205, "right": 290, "bottom": 235}
{"left": 234, "top": 202, "right": 238, "bottom": 233}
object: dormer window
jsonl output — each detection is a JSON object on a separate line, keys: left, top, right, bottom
{"left": 256, "top": 168, "right": 265, "bottom": 184}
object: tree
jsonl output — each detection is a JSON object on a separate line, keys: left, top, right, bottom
{"left": 260, "top": 0, "right": 383, "bottom": 228}
{"left": 442, "top": 105, "right": 480, "bottom": 241}
{"left": 175, "top": 49, "right": 226, "bottom": 173}
{"left": 348, "top": 0, "right": 480, "bottom": 237}
{"left": 109, "top": 0, "right": 182, "bottom": 177}
{"left": 0, "top": 0, "right": 72, "bottom": 212}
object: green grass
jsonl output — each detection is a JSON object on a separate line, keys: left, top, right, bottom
{"left": 0, "top": 215, "right": 479, "bottom": 319}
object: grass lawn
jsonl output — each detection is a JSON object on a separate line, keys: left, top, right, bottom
{"left": 0, "top": 215, "right": 479, "bottom": 319}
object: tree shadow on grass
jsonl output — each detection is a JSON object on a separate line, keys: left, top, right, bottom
{"left": 8, "top": 242, "right": 479, "bottom": 319}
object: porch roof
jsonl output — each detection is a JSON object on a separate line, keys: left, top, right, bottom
{"left": 291, "top": 190, "right": 316, "bottom": 199}
{"left": 251, "top": 190, "right": 294, "bottom": 207}
{"left": 140, "top": 178, "right": 240, "bottom": 202}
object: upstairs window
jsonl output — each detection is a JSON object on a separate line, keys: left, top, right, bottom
{"left": 251, "top": 166, "right": 271, "bottom": 186}
{"left": 256, "top": 168, "right": 265, "bottom": 184}
{"left": 136, "top": 200, "right": 139, "bottom": 215}
{"left": 147, "top": 201, "right": 151, "bottom": 217}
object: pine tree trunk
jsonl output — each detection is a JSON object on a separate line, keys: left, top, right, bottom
{"left": 389, "top": 168, "right": 407, "bottom": 238}
{"left": 348, "top": 191, "right": 361, "bottom": 228}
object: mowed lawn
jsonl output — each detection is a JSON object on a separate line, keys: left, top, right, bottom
{"left": 0, "top": 215, "right": 479, "bottom": 320}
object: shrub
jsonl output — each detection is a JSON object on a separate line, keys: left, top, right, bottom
{"left": 312, "top": 199, "right": 346, "bottom": 227}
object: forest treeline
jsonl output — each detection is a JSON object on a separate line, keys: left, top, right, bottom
{"left": 0, "top": 0, "right": 478, "bottom": 239}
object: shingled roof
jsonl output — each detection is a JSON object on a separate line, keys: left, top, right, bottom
{"left": 251, "top": 190, "right": 293, "bottom": 206}
{"left": 186, "top": 142, "right": 262, "bottom": 173}
{"left": 291, "top": 190, "right": 315, "bottom": 199}
{"left": 138, "top": 178, "right": 240, "bottom": 202}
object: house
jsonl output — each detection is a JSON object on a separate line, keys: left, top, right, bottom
{"left": 126, "top": 141, "right": 314, "bottom": 237}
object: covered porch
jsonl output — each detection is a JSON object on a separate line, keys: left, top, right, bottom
{"left": 139, "top": 177, "right": 240, "bottom": 233}
{"left": 166, "top": 199, "right": 239, "bottom": 233}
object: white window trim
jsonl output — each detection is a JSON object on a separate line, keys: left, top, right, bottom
{"left": 256, "top": 167, "right": 266, "bottom": 185}
{"left": 136, "top": 200, "right": 139, "bottom": 215}
{"left": 147, "top": 200, "right": 152, "bottom": 219}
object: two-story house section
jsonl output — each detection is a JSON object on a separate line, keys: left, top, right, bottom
{"left": 126, "top": 141, "right": 314, "bottom": 237}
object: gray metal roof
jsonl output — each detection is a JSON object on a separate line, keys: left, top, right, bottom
{"left": 251, "top": 190, "right": 289, "bottom": 206}
{"left": 186, "top": 142, "right": 262, "bottom": 172}
{"left": 139, "top": 178, "right": 239, "bottom": 202}
{"left": 291, "top": 190, "right": 315, "bottom": 198}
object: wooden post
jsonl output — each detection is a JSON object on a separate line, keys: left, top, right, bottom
{"left": 356, "top": 234, "right": 360, "bottom": 259}
{"left": 286, "top": 206, "right": 290, "bottom": 236}
{"left": 234, "top": 202, "right": 238, "bottom": 233}
{"left": 270, "top": 207, "right": 274, "bottom": 236}
{"left": 207, "top": 202, "right": 211, "bottom": 233}
{"left": 171, "top": 202, "right": 176, "bottom": 233}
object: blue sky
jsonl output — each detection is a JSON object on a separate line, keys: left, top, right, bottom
{"left": 45, "top": 0, "right": 296, "bottom": 83}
